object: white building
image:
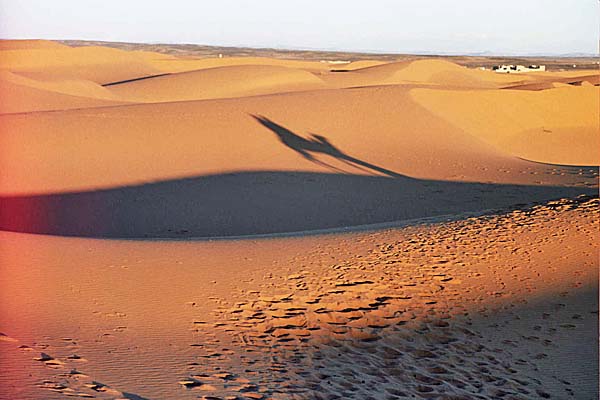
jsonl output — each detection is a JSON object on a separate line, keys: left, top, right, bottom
{"left": 493, "top": 64, "right": 546, "bottom": 73}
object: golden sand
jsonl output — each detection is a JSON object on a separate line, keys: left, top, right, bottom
{"left": 0, "top": 40, "right": 597, "bottom": 399}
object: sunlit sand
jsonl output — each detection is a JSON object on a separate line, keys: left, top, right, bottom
{"left": 0, "top": 39, "right": 598, "bottom": 399}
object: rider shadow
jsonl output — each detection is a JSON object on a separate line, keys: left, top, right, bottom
{"left": 251, "top": 114, "right": 403, "bottom": 178}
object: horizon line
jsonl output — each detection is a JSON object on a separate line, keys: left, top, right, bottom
{"left": 1, "top": 36, "right": 598, "bottom": 59}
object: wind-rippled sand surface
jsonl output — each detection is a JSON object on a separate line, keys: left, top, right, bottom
{"left": 1, "top": 197, "right": 598, "bottom": 399}
{"left": 0, "top": 39, "right": 598, "bottom": 399}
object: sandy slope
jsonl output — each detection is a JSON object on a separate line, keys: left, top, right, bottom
{"left": 0, "top": 197, "right": 597, "bottom": 400}
{"left": 0, "top": 39, "right": 69, "bottom": 50}
{"left": 4, "top": 71, "right": 120, "bottom": 100}
{"left": 144, "top": 56, "right": 333, "bottom": 74}
{"left": 2, "top": 84, "right": 596, "bottom": 195}
{"left": 0, "top": 46, "right": 160, "bottom": 85}
{"left": 504, "top": 72, "right": 599, "bottom": 90}
{"left": 350, "top": 59, "right": 531, "bottom": 87}
{"left": 0, "top": 71, "right": 129, "bottom": 114}
{"left": 2, "top": 84, "right": 596, "bottom": 237}
{"left": 1, "top": 49, "right": 598, "bottom": 238}
{"left": 107, "top": 65, "right": 328, "bottom": 102}
{"left": 412, "top": 86, "right": 599, "bottom": 165}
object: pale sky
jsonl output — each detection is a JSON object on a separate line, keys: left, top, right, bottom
{"left": 0, "top": 0, "right": 597, "bottom": 55}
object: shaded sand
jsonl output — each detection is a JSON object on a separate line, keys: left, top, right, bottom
{"left": 1, "top": 84, "right": 597, "bottom": 237}
{"left": 0, "top": 170, "right": 595, "bottom": 238}
{"left": 503, "top": 73, "right": 599, "bottom": 91}
{"left": 1, "top": 197, "right": 597, "bottom": 399}
{"left": 1, "top": 85, "right": 597, "bottom": 195}
{"left": 0, "top": 40, "right": 598, "bottom": 399}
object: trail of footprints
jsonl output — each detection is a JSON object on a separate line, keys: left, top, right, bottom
{"left": 5, "top": 196, "right": 596, "bottom": 399}
{"left": 181, "top": 196, "right": 598, "bottom": 400}
{"left": 0, "top": 333, "right": 143, "bottom": 399}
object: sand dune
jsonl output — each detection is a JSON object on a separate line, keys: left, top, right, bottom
{"left": 145, "top": 56, "right": 333, "bottom": 74}
{"left": 1, "top": 197, "right": 597, "bottom": 399}
{"left": 3, "top": 84, "right": 595, "bottom": 196}
{"left": 501, "top": 81, "right": 561, "bottom": 91}
{"left": 1, "top": 82, "right": 596, "bottom": 237}
{"left": 317, "top": 59, "right": 534, "bottom": 90}
{"left": 0, "top": 39, "right": 69, "bottom": 50}
{"left": 3, "top": 71, "right": 121, "bottom": 100}
{"left": 350, "top": 59, "right": 531, "bottom": 87}
{"left": 0, "top": 40, "right": 598, "bottom": 399}
{"left": 0, "top": 46, "right": 160, "bottom": 85}
{"left": 412, "top": 85, "right": 599, "bottom": 165}
{"left": 0, "top": 171, "right": 592, "bottom": 238}
{"left": 107, "top": 58, "right": 535, "bottom": 104}
{"left": 524, "top": 69, "right": 599, "bottom": 79}
{"left": 337, "top": 60, "right": 388, "bottom": 70}
{"left": 504, "top": 73, "right": 600, "bottom": 90}
{"left": 0, "top": 71, "right": 128, "bottom": 114}
{"left": 107, "top": 65, "right": 328, "bottom": 102}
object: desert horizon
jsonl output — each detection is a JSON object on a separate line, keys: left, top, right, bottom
{"left": 0, "top": 28, "right": 598, "bottom": 400}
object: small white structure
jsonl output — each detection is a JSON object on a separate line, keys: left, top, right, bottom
{"left": 493, "top": 64, "right": 546, "bottom": 73}
{"left": 320, "top": 60, "right": 351, "bottom": 65}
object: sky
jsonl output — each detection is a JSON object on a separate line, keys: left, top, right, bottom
{"left": 0, "top": 0, "right": 597, "bottom": 55}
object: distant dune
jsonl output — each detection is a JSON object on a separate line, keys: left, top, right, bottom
{"left": 144, "top": 56, "right": 335, "bottom": 74}
{"left": 350, "top": 59, "right": 530, "bottom": 87}
{"left": 0, "top": 71, "right": 128, "bottom": 114}
{"left": 107, "top": 64, "right": 328, "bottom": 102}
{"left": 0, "top": 39, "right": 69, "bottom": 50}
{"left": 0, "top": 45, "right": 160, "bottom": 84}
{"left": 0, "top": 39, "right": 598, "bottom": 236}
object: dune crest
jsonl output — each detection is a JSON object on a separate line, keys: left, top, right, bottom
{"left": 0, "top": 39, "right": 69, "bottom": 50}
{"left": 0, "top": 45, "right": 160, "bottom": 84}
{"left": 351, "top": 59, "right": 530, "bottom": 87}
{"left": 0, "top": 71, "right": 128, "bottom": 114}
{"left": 107, "top": 64, "right": 327, "bottom": 102}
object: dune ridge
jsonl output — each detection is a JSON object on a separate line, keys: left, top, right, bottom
{"left": 0, "top": 71, "right": 129, "bottom": 114}
{"left": 0, "top": 46, "right": 160, "bottom": 84}
{"left": 0, "top": 39, "right": 69, "bottom": 50}
{"left": 107, "top": 65, "right": 328, "bottom": 102}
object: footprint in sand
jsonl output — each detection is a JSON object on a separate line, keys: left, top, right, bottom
{"left": 0, "top": 332, "right": 18, "bottom": 342}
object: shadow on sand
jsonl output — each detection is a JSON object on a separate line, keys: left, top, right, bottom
{"left": 0, "top": 171, "right": 592, "bottom": 238}
{"left": 0, "top": 117, "right": 594, "bottom": 238}
{"left": 252, "top": 114, "right": 402, "bottom": 177}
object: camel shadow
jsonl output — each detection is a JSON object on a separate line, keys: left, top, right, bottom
{"left": 252, "top": 114, "right": 403, "bottom": 178}
{"left": 0, "top": 116, "right": 595, "bottom": 238}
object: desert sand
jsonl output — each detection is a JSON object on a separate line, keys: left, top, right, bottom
{"left": 0, "top": 39, "right": 598, "bottom": 400}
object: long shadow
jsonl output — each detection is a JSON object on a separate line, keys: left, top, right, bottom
{"left": 0, "top": 171, "right": 594, "bottom": 238}
{"left": 252, "top": 114, "right": 403, "bottom": 177}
